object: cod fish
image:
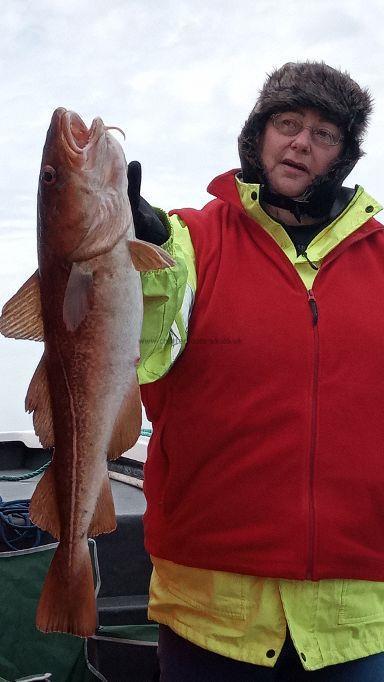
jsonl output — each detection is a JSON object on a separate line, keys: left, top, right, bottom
{"left": 0, "top": 108, "right": 173, "bottom": 637}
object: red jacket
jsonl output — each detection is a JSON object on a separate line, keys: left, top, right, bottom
{"left": 141, "top": 170, "right": 384, "bottom": 581}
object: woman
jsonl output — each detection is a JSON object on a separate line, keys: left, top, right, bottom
{"left": 131, "top": 62, "right": 384, "bottom": 680}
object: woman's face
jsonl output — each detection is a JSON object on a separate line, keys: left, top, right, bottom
{"left": 260, "top": 109, "right": 342, "bottom": 197}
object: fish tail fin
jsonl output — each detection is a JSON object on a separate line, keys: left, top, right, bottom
{"left": 36, "top": 542, "right": 96, "bottom": 637}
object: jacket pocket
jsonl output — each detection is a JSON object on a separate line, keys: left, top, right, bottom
{"left": 338, "top": 579, "right": 384, "bottom": 624}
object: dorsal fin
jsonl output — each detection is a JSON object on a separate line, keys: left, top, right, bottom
{"left": 0, "top": 270, "right": 44, "bottom": 341}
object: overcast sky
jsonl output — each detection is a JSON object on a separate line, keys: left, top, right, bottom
{"left": 0, "top": 0, "right": 383, "bottom": 432}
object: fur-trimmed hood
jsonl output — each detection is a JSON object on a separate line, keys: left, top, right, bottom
{"left": 238, "top": 62, "right": 373, "bottom": 219}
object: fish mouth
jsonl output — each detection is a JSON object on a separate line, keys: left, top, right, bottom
{"left": 61, "top": 110, "right": 104, "bottom": 155}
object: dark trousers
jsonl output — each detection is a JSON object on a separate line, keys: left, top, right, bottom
{"left": 157, "top": 625, "right": 384, "bottom": 681}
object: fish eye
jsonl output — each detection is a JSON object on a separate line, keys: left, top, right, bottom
{"left": 42, "top": 165, "right": 57, "bottom": 184}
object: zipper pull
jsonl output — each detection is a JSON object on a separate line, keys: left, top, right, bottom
{"left": 298, "top": 249, "right": 319, "bottom": 271}
{"left": 308, "top": 289, "right": 318, "bottom": 325}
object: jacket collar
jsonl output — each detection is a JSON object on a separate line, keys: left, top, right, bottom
{"left": 207, "top": 169, "right": 244, "bottom": 209}
{"left": 207, "top": 169, "right": 383, "bottom": 247}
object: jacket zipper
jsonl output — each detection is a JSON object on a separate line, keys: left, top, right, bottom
{"left": 307, "top": 289, "right": 319, "bottom": 579}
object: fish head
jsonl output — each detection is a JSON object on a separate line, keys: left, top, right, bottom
{"left": 38, "top": 107, "right": 132, "bottom": 262}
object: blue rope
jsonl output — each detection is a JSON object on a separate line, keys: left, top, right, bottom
{"left": 0, "top": 427, "right": 153, "bottom": 482}
{"left": 0, "top": 460, "right": 51, "bottom": 482}
{"left": 0, "top": 497, "right": 43, "bottom": 550}
{"left": 140, "top": 427, "right": 153, "bottom": 437}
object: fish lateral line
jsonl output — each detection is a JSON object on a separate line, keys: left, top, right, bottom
{"left": 53, "top": 330, "right": 79, "bottom": 553}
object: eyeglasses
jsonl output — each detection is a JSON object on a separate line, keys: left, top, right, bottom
{"left": 271, "top": 113, "right": 343, "bottom": 148}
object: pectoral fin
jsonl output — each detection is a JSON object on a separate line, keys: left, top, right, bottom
{"left": 25, "top": 353, "right": 54, "bottom": 448}
{"left": 63, "top": 263, "right": 94, "bottom": 332}
{"left": 107, "top": 382, "right": 142, "bottom": 460}
{"left": 128, "top": 240, "right": 175, "bottom": 271}
{"left": 0, "top": 270, "right": 44, "bottom": 341}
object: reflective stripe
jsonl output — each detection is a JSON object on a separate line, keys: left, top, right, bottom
{"left": 181, "top": 283, "right": 195, "bottom": 333}
{"left": 170, "top": 321, "right": 181, "bottom": 363}
{"left": 170, "top": 284, "right": 195, "bottom": 363}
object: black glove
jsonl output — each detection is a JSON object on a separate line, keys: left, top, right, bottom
{"left": 127, "top": 161, "right": 169, "bottom": 245}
